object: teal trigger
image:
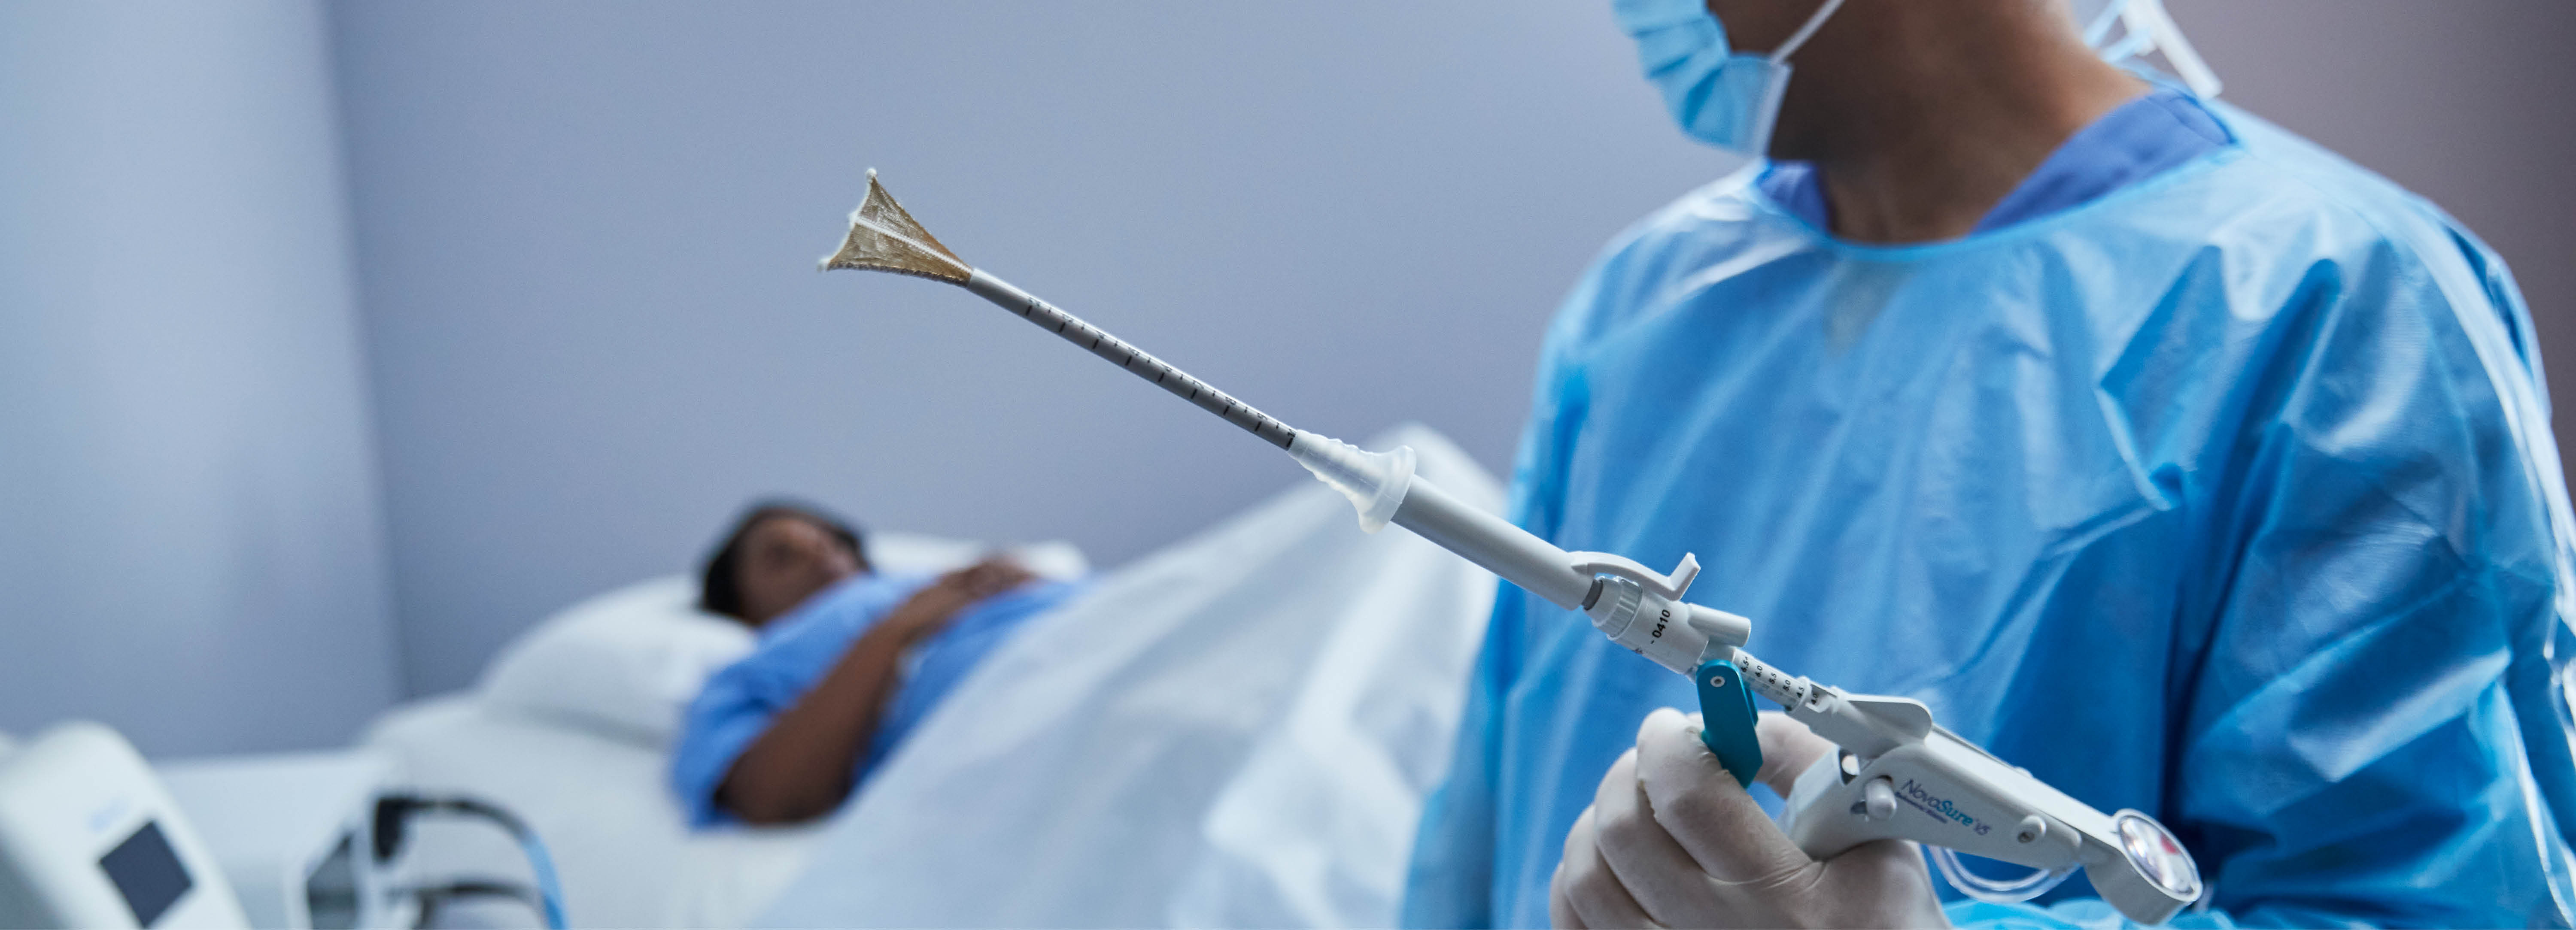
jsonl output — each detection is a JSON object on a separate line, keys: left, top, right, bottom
{"left": 1693, "top": 655, "right": 1763, "bottom": 789}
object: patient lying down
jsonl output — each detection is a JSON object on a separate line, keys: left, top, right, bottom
{"left": 670, "top": 501, "right": 1084, "bottom": 825}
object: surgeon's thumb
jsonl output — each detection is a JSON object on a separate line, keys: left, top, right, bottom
{"left": 1633, "top": 706, "right": 1813, "bottom": 885}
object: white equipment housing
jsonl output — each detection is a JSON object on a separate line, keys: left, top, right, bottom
{"left": 0, "top": 722, "right": 250, "bottom": 929}
{"left": 156, "top": 752, "right": 395, "bottom": 930}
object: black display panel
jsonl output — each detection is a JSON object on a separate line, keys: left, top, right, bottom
{"left": 98, "top": 821, "right": 192, "bottom": 927}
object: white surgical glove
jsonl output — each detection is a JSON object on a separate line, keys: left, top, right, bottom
{"left": 1549, "top": 707, "right": 1950, "bottom": 929}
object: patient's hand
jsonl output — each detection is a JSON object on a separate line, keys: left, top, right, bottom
{"left": 881, "top": 557, "right": 1036, "bottom": 645}
{"left": 717, "top": 555, "right": 1038, "bottom": 825}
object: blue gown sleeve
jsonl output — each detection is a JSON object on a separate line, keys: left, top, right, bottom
{"left": 1956, "top": 234, "right": 2576, "bottom": 927}
{"left": 2169, "top": 242, "right": 2571, "bottom": 927}
{"left": 671, "top": 658, "right": 787, "bottom": 827}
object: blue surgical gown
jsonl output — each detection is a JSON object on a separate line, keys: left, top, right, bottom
{"left": 671, "top": 571, "right": 1086, "bottom": 827}
{"left": 1402, "top": 96, "right": 2576, "bottom": 927}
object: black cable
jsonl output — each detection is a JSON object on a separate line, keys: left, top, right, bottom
{"left": 374, "top": 794, "right": 568, "bottom": 929}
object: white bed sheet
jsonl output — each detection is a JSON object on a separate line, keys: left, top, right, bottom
{"left": 362, "top": 423, "right": 1504, "bottom": 929}
{"left": 757, "top": 423, "right": 1502, "bottom": 928}
{"left": 357, "top": 533, "right": 1088, "bottom": 927}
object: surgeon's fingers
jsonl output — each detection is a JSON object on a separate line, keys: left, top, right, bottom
{"left": 1752, "top": 712, "right": 1836, "bottom": 797}
{"left": 1549, "top": 862, "right": 1587, "bottom": 930}
{"left": 1826, "top": 838, "right": 1952, "bottom": 928}
{"left": 1558, "top": 802, "right": 1661, "bottom": 929}
{"left": 1841, "top": 838, "right": 1941, "bottom": 892}
{"left": 1634, "top": 707, "right": 1816, "bottom": 888}
{"left": 1586, "top": 745, "right": 1715, "bottom": 925}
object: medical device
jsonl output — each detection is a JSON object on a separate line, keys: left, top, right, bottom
{"left": 0, "top": 724, "right": 566, "bottom": 930}
{"left": 155, "top": 754, "right": 567, "bottom": 929}
{"left": 155, "top": 751, "right": 396, "bottom": 930}
{"left": 0, "top": 722, "right": 252, "bottom": 928}
{"left": 372, "top": 794, "right": 569, "bottom": 930}
{"left": 819, "top": 171, "right": 2204, "bottom": 922}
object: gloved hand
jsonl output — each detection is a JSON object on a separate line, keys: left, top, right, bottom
{"left": 1549, "top": 707, "right": 1950, "bottom": 929}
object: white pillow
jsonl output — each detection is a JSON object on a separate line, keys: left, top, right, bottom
{"left": 477, "top": 535, "right": 1091, "bottom": 746}
{"left": 479, "top": 576, "right": 753, "bottom": 745}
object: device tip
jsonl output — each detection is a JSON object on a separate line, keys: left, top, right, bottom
{"left": 819, "top": 170, "right": 972, "bottom": 283}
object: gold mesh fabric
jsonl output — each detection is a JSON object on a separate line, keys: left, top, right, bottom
{"left": 819, "top": 170, "right": 971, "bottom": 282}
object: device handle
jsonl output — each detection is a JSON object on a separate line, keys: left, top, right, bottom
{"left": 1692, "top": 651, "right": 1765, "bottom": 789}
{"left": 1570, "top": 551, "right": 1700, "bottom": 601}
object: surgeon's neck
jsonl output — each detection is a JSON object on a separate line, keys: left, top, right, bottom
{"left": 1773, "top": 2, "right": 2147, "bottom": 244}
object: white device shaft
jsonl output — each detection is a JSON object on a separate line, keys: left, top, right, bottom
{"left": 1390, "top": 470, "right": 1594, "bottom": 610}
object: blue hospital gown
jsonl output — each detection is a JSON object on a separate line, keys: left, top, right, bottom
{"left": 1403, "top": 90, "right": 2576, "bottom": 927}
{"left": 672, "top": 571, "right": 1085, "bottom": 827}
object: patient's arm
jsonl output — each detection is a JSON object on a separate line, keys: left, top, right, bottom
{"left": 717, "top": 558, "right": 1034, "bottom": 824}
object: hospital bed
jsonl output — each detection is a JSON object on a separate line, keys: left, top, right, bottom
{"left": 358, "top": 424, "right": 1501, "bottom": 928}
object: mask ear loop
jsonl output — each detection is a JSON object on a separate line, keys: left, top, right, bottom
{"left": 2083, "top": 0, "right": 2223, "bottom": 99}
{"left": 2082, "top": 0, "right": 2130, "bottom": 47}
{"left": 2118, "top": 0, "right": 2221, "bottom": 97}
{"left": 1767, "top": 0, "right": 1850, "bottom": 64}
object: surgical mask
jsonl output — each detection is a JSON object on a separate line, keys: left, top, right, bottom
{"left": 1614, "top": 0, "right": 1847, "bottom": 159}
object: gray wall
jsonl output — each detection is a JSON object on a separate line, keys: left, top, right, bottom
{"left": 0, "top": 1, "right": 400, "bottom": 755}
{"left": 0, "top": 2, "right": 2566, "bottom": 745}
{"left": 324, "top": 1, "right": 2574, "bottom": 699}
{"left": 329, "top": 1, "right": 1725, "bottom": 696}
{"left": 0, "top": 0, "right": 2558, "bottom": 757}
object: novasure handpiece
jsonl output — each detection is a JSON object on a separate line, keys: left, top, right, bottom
{"left": 820, "top": 171, "right": 2203, "bottom": 921}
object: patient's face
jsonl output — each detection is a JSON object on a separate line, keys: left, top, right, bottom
{"left": 735, "top": 515, "right": 864, "bottom": 626}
